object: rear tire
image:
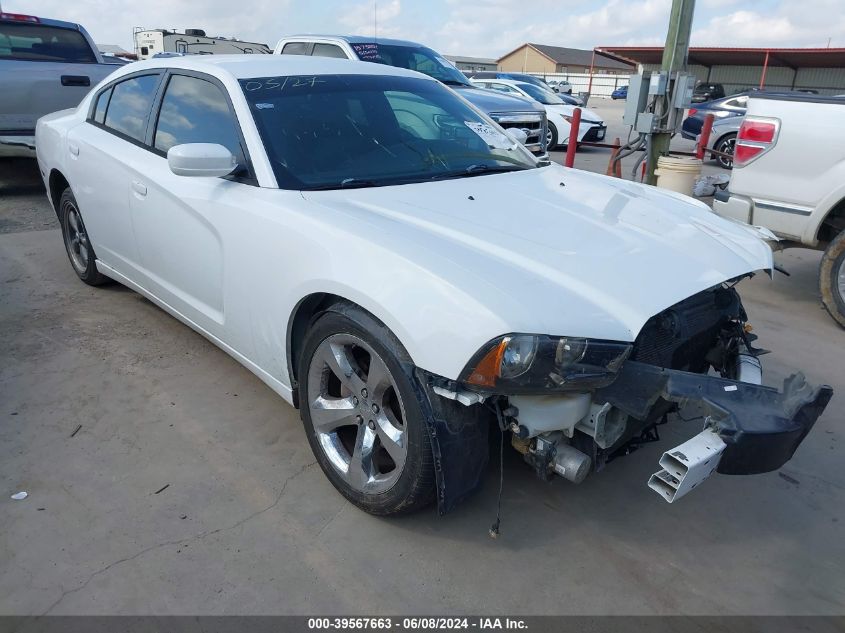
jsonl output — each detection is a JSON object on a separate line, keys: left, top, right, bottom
{"left": 714, "top": 133, "right": 736, "bottom": 169}
{"left": 298, "top": 304, "right": 436, "bottom": 515}
{"left": 59, "top": 188, "right": 109, "bottom": 286}
{"left": 820, "top": 230, "right": 845, "bottom": 329}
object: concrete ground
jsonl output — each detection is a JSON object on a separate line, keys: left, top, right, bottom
{"left": 1, "top": 102, "right": 844, "bottom": 616}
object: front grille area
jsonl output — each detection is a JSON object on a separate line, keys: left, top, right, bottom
{"left": 581, "top": 125, "right": 607, "bottom": 142}
{"left": 489, "top": 112, "right": 546, "bottom": 153}
{"left": 631, "top": 287, "right": 744, "bottom": 372}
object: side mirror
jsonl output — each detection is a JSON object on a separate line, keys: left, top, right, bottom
{"left": 167, "top": 143, "right": 237, "bottom": 177}
{"left": 506, "top": 128, "right": 529, "bottom": 146}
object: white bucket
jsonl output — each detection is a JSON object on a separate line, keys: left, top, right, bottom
{"left": 654, "top": 156, "right": 702, "bottom": 195}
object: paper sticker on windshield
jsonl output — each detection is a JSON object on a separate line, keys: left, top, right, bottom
{"left": 464, "top": 121, "right": 513, "bottom": 149}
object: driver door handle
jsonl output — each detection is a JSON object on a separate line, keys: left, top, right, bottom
{"left": 131, "top": 181, "right": 147, "bottom": 197}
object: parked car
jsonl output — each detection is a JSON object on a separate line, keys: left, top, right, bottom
{"left": 0, "top": 12, "right": 118, "bottom": 157}
{"left": 691, "top": 82, "right": 726, "bottom": 103}
{"left": 682, "top": 93, "right": 750, "bottom": 140}
{"left": 470, "top": 71, "right": 573, "bottom": 96}
{"left": 611, "top": 85, "right": 628, "bottom": 100}
{"left": 470, "top": 78, "right": 605, "bottom": 148}
{"left": 713, "top": 93, "right": 845, "bottom": 328}
{"left": 546, "top": 79, "right": 574, "bottom": 95}
{"left": 274, "top": 36, "right": 548, "bottom": 155}
{"left": 697, "top": 115, "right": 741, "bottom": 169}
{"left": 37, "top": 55, "right": 831, "bottom": 515}
{"left": 556, "top": 91, "right": 584, "bottom": 106}
{"left": 683, "top": 90, "right": 820, "bottom": 140}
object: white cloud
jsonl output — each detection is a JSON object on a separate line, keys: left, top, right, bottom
{"left": 6, "top": 0, "right": 845, "bottom": 57}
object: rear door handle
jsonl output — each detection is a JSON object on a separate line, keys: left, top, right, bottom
{"left": 131, "top": 181, "right": 147, "bottom": 197}
{"left": 68, "top": 143, "right": 79, "bottom": 157}
{"left": 61, "top": 75, "right": 90, "bottom": 87}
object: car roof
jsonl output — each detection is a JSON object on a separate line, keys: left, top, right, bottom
{"left": 0, "top": 14, "right": 82, "bottom": 30}
{"left": 279, "top": 34, "right": 429, "bottom": 48}
{"left": 109, "top": 54, "right": 434, "bottom": 81}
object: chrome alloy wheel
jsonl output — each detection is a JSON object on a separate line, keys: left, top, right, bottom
{"left": 717, "top": 136, "right": 736, "bottom": 169}
{"left": 306, "top": 334, "right": 407, "bottom": 493}
{"left": 62, "top": 199, "right": 91, "bottom": 274}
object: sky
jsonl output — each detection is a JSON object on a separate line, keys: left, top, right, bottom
{"left": 4, "top": 0, "right": 844, "bottom": 57}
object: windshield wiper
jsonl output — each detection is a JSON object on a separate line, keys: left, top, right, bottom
{"left": 441, "top": 79, "right": 470, "bottom": 87}
{"left": 430, "top": 164, "right": 527, "bottom": 181}
{"left": 305, "top": 178, "right": 380, "bottom": 191}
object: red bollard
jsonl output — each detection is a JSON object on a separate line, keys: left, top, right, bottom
{"left": 606, "top": 137, "right": 621, "bottom": 176}
{"left": 696, "top": 113, "right": 715, "bottom": 160}
{"left": 564, "top": 107, "right": 581, "bottom": 168}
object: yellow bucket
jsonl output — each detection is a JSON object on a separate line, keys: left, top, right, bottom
{"left": 654, "top": 156, "right": 702, "bottom": 195}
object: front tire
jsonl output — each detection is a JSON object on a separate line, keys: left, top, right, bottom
{"left": 820, "top": 230, "right": 845, "bottom": 329}
{"left": 547, "top": 122, "right": 559, "bottom": 149}
{"left": 59, "top": 188, "right": 109, "bottom": 286}
{"left": 298, "top": 304, "right": 436, "bottom": 515}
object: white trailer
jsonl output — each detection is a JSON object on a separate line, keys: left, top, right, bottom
{"left": 133, "top": 28, "right": 271, "bottom": 59}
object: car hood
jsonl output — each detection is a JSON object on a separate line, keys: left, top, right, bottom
{"left": 452, "top": 85, "right": 545, "bottom": 114}
{"left": 546, "top": 104, "right": 603, "bottom": 123}
{"left": 302, "top": 165, "right": 773, "bottom": 342}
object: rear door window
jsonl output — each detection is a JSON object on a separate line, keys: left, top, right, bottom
{"left": 103, "top": 74, "right": 161, "bottom": 142}
{"left": 312, "top": 43, "right": 348, "bottom": 59}
{"left": 0, "top": 22, "right": 96, "bottom": 62}
{"left": 153, "top": 74, "right": 244, "bottom": 164}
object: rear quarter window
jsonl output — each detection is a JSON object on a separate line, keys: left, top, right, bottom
{"left": 92, "top": 87, "right": 112, "bottom": 123}
{"left": 0, "top": 22, "right": 96, "bottom": 63}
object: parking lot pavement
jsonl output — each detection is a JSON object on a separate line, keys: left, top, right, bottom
{"left": 1, "top": 131, "right": 844, "bottom": 616}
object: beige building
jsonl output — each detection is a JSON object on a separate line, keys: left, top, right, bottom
{"left": 497, "top": 43, "right": 634, "bottom": 75}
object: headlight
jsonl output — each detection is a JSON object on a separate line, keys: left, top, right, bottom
{"left": 561, "top": 114, "right": 573, "bottom": 122}
{"left": 459, "top": 334, "right": 632, "bottom": 394}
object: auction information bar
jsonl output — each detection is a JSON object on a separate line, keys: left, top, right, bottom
{"left": 2, "top": 616, "right": 843, "bottom": 633}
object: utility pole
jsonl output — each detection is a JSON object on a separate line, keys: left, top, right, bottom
{"left": 645, "top": 0, "right": 696, "bottom": 185}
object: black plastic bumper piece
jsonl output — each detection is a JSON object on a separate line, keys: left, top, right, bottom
{"left": 596, "top": 361, "right": 833, "bottom": 475}
{"left": 413, "top": 368, "right": 489, "bottom": 515}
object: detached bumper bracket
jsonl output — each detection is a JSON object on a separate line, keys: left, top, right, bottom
{"left": 596, "top": 361, "right": 833, "bottom": 475}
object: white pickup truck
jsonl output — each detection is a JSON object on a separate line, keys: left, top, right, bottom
{"left": 713, "top": 93, "right": 845, "bottom": 327}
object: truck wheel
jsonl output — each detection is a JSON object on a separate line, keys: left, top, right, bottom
{"left": 298, "top": 304, "right": 436, "bottom": 515}
{"left": 820, "top": 230, "right": 845, "bottom": 328}
{"left": 547, "top": 122, "right": 558, "bottom": 149}
{"left": 59, "top": 188, "right": 109, "bottom": 286}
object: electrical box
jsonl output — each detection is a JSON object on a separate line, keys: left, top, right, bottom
{"left": 672, "top": 73, "right": 696, "bottom": 109}
{"left": 648, "top": 72, "right": 668, "bottom": 96}
{"left": 623, "top": 74, "right": 651, "bottom": 127}
{"left": 635, "top": 112, "right": 656, "bottom": 134}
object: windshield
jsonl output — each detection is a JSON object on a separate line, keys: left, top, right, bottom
{"left": 348, "top": 42, "right": 471, "bottom": 86}
{"left": 516, "top": 82, "right": 564, "bottom": 105}
{"left": 241, "top": 74, "right": 537, "bottom": 190}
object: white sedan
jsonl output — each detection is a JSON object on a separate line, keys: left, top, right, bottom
{"left": 470, "top": 77, "right": 605, "bottom": 148}
{"left": 36, "top": 55, "right": 831, "bottom": 515}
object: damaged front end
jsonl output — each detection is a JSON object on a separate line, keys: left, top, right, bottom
{"left": 418, "top": 280, "right": 832, "bottom": 513}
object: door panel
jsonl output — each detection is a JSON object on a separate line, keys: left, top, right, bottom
{"left": 127, "top": 72, "right": 249, "bottom": 337}
{"left": 65, "top": 124, "right": 141, "bottom": 275}
{"left": 127, "top": 155, "right": 228, "bottom": 333}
